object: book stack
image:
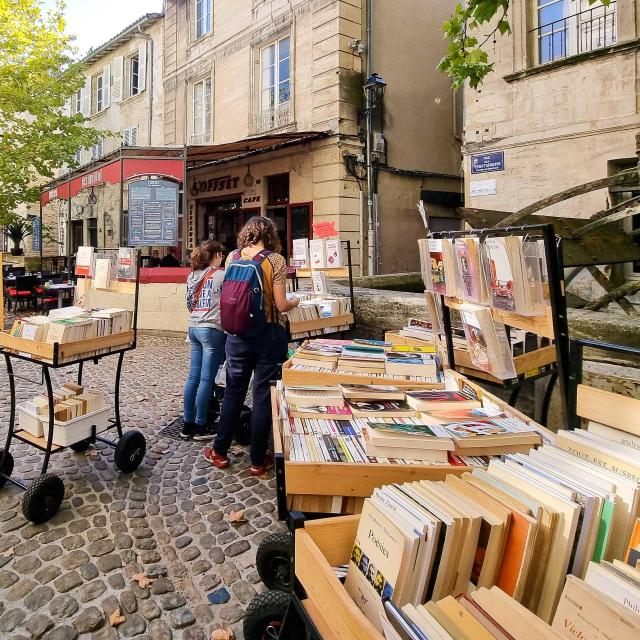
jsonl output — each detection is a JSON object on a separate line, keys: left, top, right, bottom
{"left": 24, "top": 383, "right": 104, "bottom": 423}
{"left": 385, "top": 349, "right": 440, "bottom": 378}
{"left": 287, "top": 297, "right": 352, "bottom": 340}
{"left": 338, "top": 344, "right": 388, "bottom": 375}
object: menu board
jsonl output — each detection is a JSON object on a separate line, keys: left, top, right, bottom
{"left": 128, "top": 179, "right": 179, "bottom": 247}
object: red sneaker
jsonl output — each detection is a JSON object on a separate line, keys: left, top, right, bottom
{"left": 250, "top": 457, "right": 273, "bottom": 477}
{"left": 204, "top": 447, "right": 230, "bottom": 469}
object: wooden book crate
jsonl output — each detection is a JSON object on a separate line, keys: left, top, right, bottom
{"left": 295, "top": 514, "right": 385, "bottom": 640}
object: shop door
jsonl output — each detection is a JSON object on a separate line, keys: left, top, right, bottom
{"left": 204, "top": 198, "right": 243, "bottom": 255}
{"left": 71, "top": 220, "right": 84, "bottom": 255}
{"left": 288, "top": 203, "right": 313, "bottom": 257}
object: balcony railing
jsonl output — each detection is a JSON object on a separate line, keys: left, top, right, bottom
{"left": 255, "top": 102, "right": 293, "bottom": 134}
{"left": 191, "top": 132, "right": 212, "bottom": 145}
{"left": 531, "top": 1, "right": 617, "bottom": 65}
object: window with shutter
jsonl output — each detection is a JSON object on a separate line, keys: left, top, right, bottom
{"left": 130, "top": 125, "right": 139, "bottom": 146}
{"left": 74, "top": 89, "right": 82, "bottom": 115}
{"left": 103, "top": 65, "right": 111, "bottom": 109}
{"left": 81, "top": 77, "right": 91, "bottom": 116}
{"left": 128, "top": 54, "right": 140, "bottom": 97}
{"left": 137, "top": 44, "right": 146, "bottom": 92}
{"left": 112, "top": 56, "right": 124, "bottom": 103}
{"left": 192, "top": 78, "right": 212, "bottom": 144}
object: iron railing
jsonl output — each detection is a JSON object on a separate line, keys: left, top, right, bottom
{"left": 255, "top": 102, "right": 293, "bottom": 134}
{"left": 531, "top": 1, "right": 617, "bottom": 64}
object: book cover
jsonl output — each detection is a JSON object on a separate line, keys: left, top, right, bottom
{"left": 292, "top": 238, "right": 310, "bottom": 268}
{"left": 428, "top": 238, "right": 447, "bottom": 295}
{"left": 460, "top": 307, "right": 492, "bottom": 372}
{"left": 484, "top": 237, "right": 516, "bottom": 311}
{"left": 117, "top": 248, "right": 136, "bottom": 279}
{"left": 325, "top": 238, "right": 343, "bottom": 267}
{"left": 455, "top": 240, "right": 479, "bottom": 301}
{"left": 75, "top": 246, "right": 95, "bottom": 277}
{"left": 309, "top": 239, "right": 326, "bottom": 268}
{"left": 93, "top": 258, "right": 112, "bottom": 290}
{"left": 348, "top": 401, "right": 413, "bottom": 414}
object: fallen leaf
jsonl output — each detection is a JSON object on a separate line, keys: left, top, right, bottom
{"left": 109, "top": 609, "right": 126, "bottom": 627}
{"left": 85, "top": 447, "right": 100, "bottom": 458}
{"left": 229, "top": 445, "right": 245, "bottom": 456}
{"left": 131, "top": 572, "right": 154, "bottom": 589}
{"left": 135, "top": 395, "right": 147, "bottom": 402}
{"left": 228, "top": 510, "right": 246, "bottom": 524}
{"left": 1, "top": 547, "right": 14, "bottom": 558}
{"left": 211, "top": 625, "right": 235, "bottom": 640}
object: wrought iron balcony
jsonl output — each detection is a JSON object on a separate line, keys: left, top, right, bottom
{"left": 255, "top": 102, "right": 293, "bottom": 134}
{"left": 531, "top": 1, "right": 617, "bottom": 65}
{"left": 190, "top": 132, "right": 212, "bottom": 145}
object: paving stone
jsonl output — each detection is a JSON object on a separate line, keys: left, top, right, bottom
{"left": 61, "top": 535, "right": 85, "bottom": 551}
{"left": 209, "top": 547, "right": 225, "bottom": 565}
{"left": 90, "top": 626, "right": 118, "bottom": 640}
{"left": 182, "top": 629, "right": 208, "bottom": 640}
{"left": 62, "top": 550, "right": 90, "bottom": 570}
{"left": 168, "top": 608, "right": 195, "bottom": 629}
{"left": 120, "top": 590, "right": 138, "bottom": 614}
{"left": 7, "top": 578, "right": 37, "bottom": 601}
{"left": 0, "top": 569, "right": 19, "bottom": 588}
{"left": 108, "top": 572, "right": 126, "bottom": 590}
{"left": 0, "top": 607, "right": 27, "bottom": 633}
{"left": 147, "top": 619, "right": 172, "bottom": 640}
{"left": 39, "top": 528, "right": 67, "bottom": 544}
{"left": 174, "top": 535, "right": 192, "bottom": 549}
{"left": 87, "top": 539, "right": 115, "bottom": 557}
{"left": 78, "top": 579, "right": 107, "bottom": 603}
{"left": 160, "top": 594, "right": 186, "bottom": 611}
{"left": 100, "top": 595, "right": 120, "bottom": 617}
{"left": 218, "top": 562, "right": 240, "bottom": 585}
{"left": 139, "top": 599, "right": 161, "bottom": 621}
{"left": 14, "top": 554, "right": 42, "bottom": 573}
{"left": 42, "top": 624, "right": 79, "bottom": 640}
{"left": 87, "top": 527, "right": 108, "bottom": 542}
{"left": 150, "top": 577, "right": 174, "bottom": 595}
{"left": 25, "top": 611, "right": 55, "bottom": 639}
{"left": 40, "top": 545, "right": 63, "bottom": 561}
{"left": 54, "top": 571, "right": 82, "bottom": 593}
{"left": 118, "top": 613, "right": 146, "bottom": 637}
{"left": 218, "top": 603, "right": 244, "bottom": 624}
{"left": 193, "top": 604, "right": 216, "bottom": 625}
{"left": 115, "top": 533, "right": 133, "bottom": 549}
{"left": 68, "top": 519, "right": 90, "bottom": 534}
{"left": 181, "top": 547, "right": 200, "bottom": 562}
{"left": 190, "top": 559, "right": 212, "bottom": 576}
{"left": 49, "top": 594, "right": 79, "bottom": 619}
{"left": 25, "top": 585, "right": 55, "bottom": 610}
{"left": 81, "top": 562, "right": 100, "bottom": 581}
{"left": 97, "top": 553, "right": 123, "bottom": 573}
{"left": 73, "top": 605, "right": 105, "bottom": 634}
{"left": 224, "top": 539, "right": 250, "bottom": 558}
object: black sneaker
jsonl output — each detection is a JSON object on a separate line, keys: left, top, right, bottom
{"left": 180, "top": 421, "right": 196, "bottom": 440}
{"left": 193, "top": 424, "right": 215, "bottom": 441}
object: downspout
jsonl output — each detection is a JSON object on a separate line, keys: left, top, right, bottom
{"left": 137, "top": 26, "right": 153, "bottom": 145}
{"left": 365, "top": 0, "right": 377, "bottom": 275}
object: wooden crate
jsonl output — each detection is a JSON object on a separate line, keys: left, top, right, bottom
{"left": 0, "top": 330, "right": 135, "bottom": 363}
{"left": 290, "top": 313, "right": 354, "bottom": 335}
{"left": 295, "top": 514, "right": 385, "bottom": 640}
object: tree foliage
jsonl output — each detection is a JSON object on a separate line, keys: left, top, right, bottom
{"left": 439, "top": 0, "right": 611, "bottom": 89}
{"left": 0, "top": 0, "right": 104, "bottom": 225}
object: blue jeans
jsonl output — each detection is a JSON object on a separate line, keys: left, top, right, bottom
{"left": 183, "top": 327, "right": 226, "bottom": 426}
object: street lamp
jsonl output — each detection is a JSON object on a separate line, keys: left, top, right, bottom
{"left": 363, "top": 73, "right": 387, "bottom": 106}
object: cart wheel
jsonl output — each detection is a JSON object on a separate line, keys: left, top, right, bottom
{"left": 256, "top": 532, "right": 293, "bottom": 591}
{"left": 22, "top": 474, "right": 64, "bottom": 524}
{"left": 243, "top": 590, "right": 290, "bottom": 640}
{"left": 114, "top": 430, "right": 146, "bottom": 473}
{"left": 69, "top": 439, "right": 92, "bottom": 452}
{"left": 0, "top": 450, "right": 14, "bottom": 489}
{"left": 234, "top": 406, "right": 252, "bottom": 446}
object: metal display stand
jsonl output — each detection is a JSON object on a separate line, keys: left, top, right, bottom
{"left": 429, "top": 223, "right": 570, "bottom": 425}
{"left": 0, "top": 250, "right": 146, "bottom": 524}
{"left": 290, "top": 239, "right": 357, "bottom": 339}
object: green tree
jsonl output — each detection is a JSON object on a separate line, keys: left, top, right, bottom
{"left": 439, "top": 0, "right": 611, "bottom": 89}
{"left": 0, "top": 0, "right": 104, "bottom": 225}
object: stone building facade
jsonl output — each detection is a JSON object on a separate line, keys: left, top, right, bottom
{"left": 463, "top": 0, "right": 640, "bottom": 284}
{"left": 162, "top": 0, "right": 461, "bottom": 273}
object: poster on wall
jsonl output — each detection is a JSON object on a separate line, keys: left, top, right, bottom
{"left": 128, "top": 179, "right": 179, "bottom": 247}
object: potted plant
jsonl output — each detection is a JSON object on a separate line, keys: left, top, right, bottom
{"left": 3, "top": 219, "right": 32, "bottom": 256}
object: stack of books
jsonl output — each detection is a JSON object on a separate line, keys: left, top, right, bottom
{"left": 338, "top": 344, "right": 388, "bottom": 375}
{"left": 385, "top": 350, "right": 440, "bottom": 378}
{"left": 24, "top": 382, "right": 104, "bottom": 423}
{"left": 287, "top": 296, "right": 352, "bottom": 340}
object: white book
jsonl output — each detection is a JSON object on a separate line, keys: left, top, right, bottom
{"left": 292, "top": 238, "right": 310, "bottom": 268}
{"left": 93, "top": 259, "right": 112, "bottom": 289}
{"left": 309, "top": 239, "right": 327, "bottom": 268}
{"left": 325, "top": 238, "right": 343, "bottom": 267}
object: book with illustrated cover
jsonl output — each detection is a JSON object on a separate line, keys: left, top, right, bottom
{"left": 309, "top": 239, "right": 327, "bottom": 268}
{"left": 117, "top": 248, "right": 136, "bottom": 279}
{"left": 366, "top": 421, "right": 452, "bottom": 441}
{"left": 428, "top": 239, "right": 447, "bottom": 295}
{"left": 289, "top": 405, "right": 352, "bottom": 420}
{"left": 405, "top": 389, "right": 481, "bottom": 412}
{"left": 325, "top": 238, "right": 343, "bottom": 267}
{"left": 348, "top": 400, "right": 416, "bottom": 418}
{"left": 75, "top": 246, "right": 95, "bottom": 277}
{"left": 391, "top": 344, "right": 437, "bottom": 354}
{"left": 454, "top": 238, "right": 488, "bottom": 303}
{"left": 424, "top": 292, "right": 444, "bottom": 335}
{"left": 340, "top": 384, "right": 405, "bottom": 401}
{"left": 292, "top": 238, "right": 309, "bottom": 268}
{"left": 484, "top": 237, "right": 518, "bottom": 312}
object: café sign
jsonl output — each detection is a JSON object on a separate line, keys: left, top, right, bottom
{"left": 81, "top": 169, "right": 104, "bottom": 188}
{"left": 190, "top": 175, "right": 241, "bottom": 198}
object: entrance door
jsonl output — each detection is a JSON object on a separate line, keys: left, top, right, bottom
{"left": 71, "top": 220, "right": 83, "bottom": 256}
{"left": 204, "top": 198, "right": 243, "bottom": 255}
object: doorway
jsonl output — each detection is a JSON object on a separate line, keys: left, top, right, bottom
{"left": 71, "top": 220, "right": 84, "bottom": 255}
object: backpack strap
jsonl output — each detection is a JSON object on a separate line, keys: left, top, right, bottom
{"left": 193, "top": 268, "right": 214, "bottom": 308}
{"left": 252, "top": 249, "right": 272, "bottom": 264}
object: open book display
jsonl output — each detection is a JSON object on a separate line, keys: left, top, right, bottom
{"left": 418, "top": 231, "right": 557, "bottom": 383}
{"left": 272, "top": 366, "right": 551, "bottom": 515}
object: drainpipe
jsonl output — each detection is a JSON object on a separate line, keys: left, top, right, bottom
{"left": 365, "top": 0, "right": 377, "bottom": 275}
{"left": 137, "top": 26, "right": 153, "bottom": 145}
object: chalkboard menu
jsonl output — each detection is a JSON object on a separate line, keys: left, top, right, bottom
{"left": 128, "top": 179, "right": 179, "bottom": 247}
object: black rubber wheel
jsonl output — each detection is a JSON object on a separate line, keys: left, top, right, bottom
{"left": 0, "top": 450, "right": 14, "bottom": 489}
{"left": 113, "top": 430, "right": 146, "bottom": 473}
{"left": 234, "top": 406, "right": 252, "bottom": 446}
{"left": 69, "top": 439, "right": 92, "bottom": 452}
{"left": 21, "top": 473, "right": 65, "bottom": 523}
{"left": 243, "top": 590, "right": 290, "bottom": 640}
{"left": 256, "top": 532, "right": 293, "bottom": 591}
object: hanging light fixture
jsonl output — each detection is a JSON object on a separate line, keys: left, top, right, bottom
{"left": 243, "top": 165, "right": 254, "bottom": 188}
{"left": 88, "top": 186, "right": 97, "bottom": 205}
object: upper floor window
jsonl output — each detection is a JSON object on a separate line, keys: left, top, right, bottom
{"left": 91, "top": 140, "right": 103, "bottom": 161}
{"left": 258, "top": 36, "right": 291, "bottom": 132}
{"left": 533, "top": 0, "right": 617, "bottom": 64}
{"left": 122, "top": 125, "right": 139, "bottom": 147}
{"left": 193, "top": 78, "right": 212, "bottom": 144}
{"left": 195, "top": 0, "right": 213, "bottom": 39}
{"left": 129, "top": 54, "right": 140, "bottom": 96}
{"left": 92, "top": 66, "right": 110, "bottom": 114}
{"left": 74, "top": 89, "right": 82, "bottom": 115}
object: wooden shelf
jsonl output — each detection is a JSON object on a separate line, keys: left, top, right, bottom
{"left": 295, "top": 267, "right": 350, "bottom": 278}
{"left": 13, "top": 430, "right": 63, "bottom": 452}
{"left": 289, "top": 313, "right": 354, "bottom": 333}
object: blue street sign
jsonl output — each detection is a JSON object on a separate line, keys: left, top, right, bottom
{"left": 471, "top": 151, "right": 504, "bottom": 174}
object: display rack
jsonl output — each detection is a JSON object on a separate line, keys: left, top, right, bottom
{"left": 0, "top": 249, "right": 146, "bottom": 524}
{"left": 289, "top": 239, "right": 356, "bottom": 338}
{"left": 567, "top": 338, "right": 640, "bottom": 432}
{"left": 428, "top": 224, "right": 570, "bottom": 425}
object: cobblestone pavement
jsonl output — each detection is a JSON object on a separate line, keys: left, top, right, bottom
{"left": 0, "top": 334, "right": 283, "bottom": 640}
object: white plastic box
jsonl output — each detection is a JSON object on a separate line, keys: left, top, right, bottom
{"left": 17, "top": 403, "right": 111, "bottom": 446}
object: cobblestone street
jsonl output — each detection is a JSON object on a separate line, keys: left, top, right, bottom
{"left": 0, "top": 334, "right": 282, "bottom": 640}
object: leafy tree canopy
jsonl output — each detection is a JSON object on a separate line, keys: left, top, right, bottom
{"left": 439, "top": 0, "right": 611, "bottom": 89}
{"left": 0, "top": 0, "right": 104, "bottom": 225}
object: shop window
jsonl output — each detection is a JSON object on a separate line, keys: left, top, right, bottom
{"left": 267, "top": 173, "right": 290, "bottom": 206}
{"left": 192, "top": 78, "right": 212, "bottom": 144}
{"left": 195, "top": 0, "right": 213, "bottom": 39}
{"left": 257, "top": 35, "right": 292, "bottom": 132}
{"left": 87, "top": 218, "right": 98, "bottom": 248}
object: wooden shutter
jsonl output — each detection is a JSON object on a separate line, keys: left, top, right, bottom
{"left": 138, "top": 43, "right": 146, "bottom": 92}
{"left": 81, "top": 76, "right": 91, "bottom": 116}
{"left": 131, "top": 125, "right": 139, "bottom": 146}
{"left": 102, "top": 65, "right": 111, "bottom": 108}
{"left": 112, "top": 56, "right": 124, "bottom": 103}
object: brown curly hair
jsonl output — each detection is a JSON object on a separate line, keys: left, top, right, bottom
{"left": 236, "top": 216, "right": 282, "bottom": 253}
{"left": 190, "top": 240, "right": 223, "bottom": 271}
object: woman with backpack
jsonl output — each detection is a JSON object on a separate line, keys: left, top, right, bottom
{"left": 205, "top": 216, "right": 300, "bottom": 476}
{"left": 182, "top": 240, "right": 226, "bottom": 441}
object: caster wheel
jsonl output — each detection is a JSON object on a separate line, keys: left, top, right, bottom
{"left": 256, "top": 532, "right": 293, "bottom": 591}
{"left": 69, "top": 439, "right": 92, "bottom": 453}
{"left": 22, "top": 473, "right": 64, "bottom": 523}
{"left": 0, "top": 450, "right": 14, "bottom": 489}
{"left": 234, "top": 405, "right": 252, "bottom": 446}
{"left": 243, "top": 590, "right": 291, "bottom": 640}
{"left": 114, "top": 430, "right": 146, "bottom": 473}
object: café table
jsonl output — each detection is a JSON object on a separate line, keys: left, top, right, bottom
{"left": 44, "top": 283, "right": 75, "bottom": 309}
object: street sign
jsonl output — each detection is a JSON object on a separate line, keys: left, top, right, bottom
{"left": 471, "top": 151, "right": 504, "bottom": 174}
{"left": 128, "top": 179, "right": 179, "bottom": 247}
{"left": 32, "top": 216, "right": 41, "bottom": 252}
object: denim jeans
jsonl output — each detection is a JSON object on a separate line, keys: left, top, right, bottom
{"left": 183, "top": 326, "right": 226, "bottom": 426}
{"left": 214, "top": 323, "right": 288, "bottom": 465}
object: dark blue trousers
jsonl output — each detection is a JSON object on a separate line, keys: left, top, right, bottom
{"left": 214, "top": 323, "right": 288, "bottom": 465}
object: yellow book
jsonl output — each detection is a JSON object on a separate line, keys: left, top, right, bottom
{"left": 436, "top": 596, "right": 498, "bottom": 640}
